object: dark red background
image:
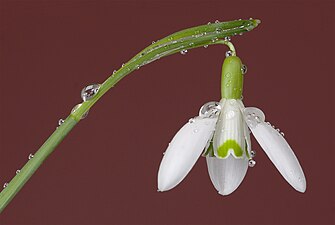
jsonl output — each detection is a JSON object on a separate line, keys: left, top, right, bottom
{"left": 0, "top": 0, "right": 334, "bottom": 224}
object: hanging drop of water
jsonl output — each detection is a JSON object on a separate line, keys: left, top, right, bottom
{"left": 58, "top": 119, "right": 64, "bottom": 126}
{"left": 113, "top": 70, "right": 117, "bottom": 74}
{"left": 248, "top": 159, "right": 256, "bottom": 167}
{"left": 250, "top": 150, "right": 256, "bottom": 158}
{"left": 225, "top": 50, "right": 233, "bottom": 57}
{"left": 28, "top": 153, "right": 34, "bottom": 160}
{"left": 180, "top": 49, "right": 188, "bottom": 55}
{"left": 207, "top": 22, "right": 211, "bottom": 25}
{"left": 3, "top": 183, "right": 8, "bottom": 189}
{"left": 224, "top": 36, "right": 231, "bottom": 41}
{"left": 81, "top": 84, "right": 101, "bottom": 101}
{"left": 215, "top": 20, "right": 220, "bottom": 23}
{"left": 71, "top": 104, "right": 89, "bottom": 120}
{"left": 199, "top": 101, "right": 221, "bottom": 118}
{"left": 16, "top": 169, "right": 21, "bottom": 174}
{"left": 280, "top": 132, "right": 285, "bottom": 136}
{"left": 241, "top": 64, "right": 247, "bottom": 74}
{"left": 152, "top": 41, "right": 156, "bottom": 44}
{"left": 204, "top": 45, "right": 209, "bottom": 48}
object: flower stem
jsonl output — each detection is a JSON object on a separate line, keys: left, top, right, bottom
{"left": 0, "top": 19, "right": 260, "bottom": 213}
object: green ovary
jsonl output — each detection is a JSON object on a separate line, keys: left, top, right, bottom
{"left": 217, "top": 139, "right": 243, "bottom": 158}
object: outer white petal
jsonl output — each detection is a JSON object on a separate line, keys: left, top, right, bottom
{"left": 244, "top": 107, "right": 306, "bottom": 193}
{"left": 206, "top": 156, "right": 248, "bottom": 195}
{"left": 158, "top": 116, "right": 218, "bottom": 191}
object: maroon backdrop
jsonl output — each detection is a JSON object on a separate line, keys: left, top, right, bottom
{"left": 0, "top": 0, "right": 334, "bottom": 224}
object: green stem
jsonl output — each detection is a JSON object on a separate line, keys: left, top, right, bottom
{"left": 0, "top": 19, "right": 260, "bottom": 213}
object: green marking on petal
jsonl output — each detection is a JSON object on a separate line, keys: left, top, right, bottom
{"left": 217, "top": 139, "right": 243, "bottom": 158}
{"left": 204, "top": 141, "right": 214, "bottom": 157}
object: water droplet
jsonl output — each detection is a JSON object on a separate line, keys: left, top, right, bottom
{"left": 248, "top": 159, "right": 256, "bottom": 167}
{"left": 224, "top": 36, "right": 231, "bottom": 41}
{"left": 204, "top": 45, "right": 209, "bottom": 48}
{"left": 215, "top": 28, "right": 222, "bottom": 33}
{"left": 250, "top": 150, "right": 256, "bottom": 158}
{"left": 225, "top": 110, "right": 235, "bottom": 119}
{"left": 180, "top": 49, "right": 188, "bottom": 55}
{"left": 16, "top": 169, "right": 21, "bottom": 174}
{"left": 58, "top": 119, "right": 64, "bottom": 126}
{"left": 136, "top": 65, "right": 140, "bottom": 70}
{"left": 189, "top": 118, "right": 195, "bottom": 123}
{"left": 71, "top": 104, "right": 89, "bottom": 120}
{"left": 276, "top": 128, "right": 280, "bottom": 132}
{"left": 189, "top": 42, "right": 194, "bottom": 47}
{"left": 122, "top": 63, "right": 125, "bottom": 67}
{"left": 81, "top": 84, "right": 101, "bottom": 101}
{"left": 215, "top": 20, "right": 220, "bottom": 23}
{"left": 266, "top": 122, "right": 271, "bottom": 125}
{"left": 225, "top": 50, "right": 233, "bottom": 57}
{"left": 28, "top": 153, "right": 34, "bottom": 160}
{"left": 152, "top": 41, "right": 156, "bottom": 44}
{"left": 193, "top": 129, "right": 198, "bottom": 133}
{"left": 207, "top": 22, "right": 211, "bottom": 25}
{"left": 280, "top": 132, "right": 285, "bottom": 136}
{"left": 199, "top": 101, "right": 221, "bottom": 118}
{"left": 3, "top": 183, "right": 8, "bottom": 189}
{"left": 113, "top": 70, "right": 117, "bottom": 74}
{"left": 241, "top": 64, "right": 247, "bottom": 74}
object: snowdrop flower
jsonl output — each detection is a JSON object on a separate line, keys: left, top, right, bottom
{"left": 157, "top": 55, "right": 306, "bottom": 195}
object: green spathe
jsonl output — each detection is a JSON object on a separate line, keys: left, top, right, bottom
{"left": 221, "top": 56, "right": 244, "bottom": 99}
{"left": 217, "top": 139, "right": 244, "bottom": 158}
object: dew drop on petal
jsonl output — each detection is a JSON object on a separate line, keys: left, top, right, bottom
{"left": 215, "top": 20, "right": 220, "bottom": 23}
{"left": 199, "top": 101, "right": 221, "bottom": 118}
{"left": 3, "top": 183, "right": 8, "bottom": 189}
{"left": 250, "top": 150, "right": 256, "bottom": 158}
{"left": 248, "top": 159, "right": 256, "bottom": 167}
{"left": 16, "top": 170, "right": 21, "bottom": 175}
{"left": 81, "top": 84, "right": 101, "bottom": 101}
{"left": 188, "top": 118, "right": 195, "bottom": 123}
{"left": 204, "top": 45, "right": 209, "bottom": 48}
{"left": 280, "top": 131, "right": 285, "bottom": 136}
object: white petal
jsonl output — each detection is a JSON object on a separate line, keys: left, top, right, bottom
{"left": 158, "top": 116, "right": 218, "bottom": 191}
{"left": 206, "top": 155, "right": 248, "bottom": 195}
{"left": 244, "top": 107, "right": 306, "bottom": 193}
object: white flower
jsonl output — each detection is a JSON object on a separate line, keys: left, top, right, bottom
{"left": 157, "top": 56, "right": 306, "bottom": 196}
{"left": 157, "top": 100, "right": 306, "bottom": 195}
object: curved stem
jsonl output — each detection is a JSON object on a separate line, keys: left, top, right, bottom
{"left": 0, "top": 19, "right": 260, "bottom": 213}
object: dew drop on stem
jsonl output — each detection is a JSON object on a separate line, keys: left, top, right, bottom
{"left": 81, "top": 84, "right": 101, "bottom": 101}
